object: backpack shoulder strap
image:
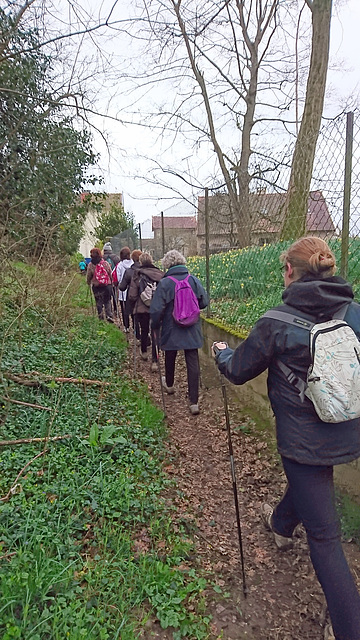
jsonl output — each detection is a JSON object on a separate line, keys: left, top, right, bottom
{"left": 332, "top": 303, "right": 350, "bottom": 320}
{"left": 262, "top": 309, "right": 315, "bottom": 331}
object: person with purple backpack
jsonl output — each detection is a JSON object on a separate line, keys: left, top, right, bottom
{"left": 150, "top": 250, "right": 208, "bottom": 415}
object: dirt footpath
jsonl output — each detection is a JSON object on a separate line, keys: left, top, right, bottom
{"left": 134, "top": 344, "right": 360, "bottom": 640}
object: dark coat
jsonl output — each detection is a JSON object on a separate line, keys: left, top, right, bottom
{"left": 128, "top": 264, "right": 164, "bottom": 315}
{"left": 119, "top": 261, "right": 141, "bottom": 314}
{"left": 119, "top": 261, "right": 141, "bottom": 292}
{"left": 216, "top": 275, "right": 360, "bottom": 466}
{"left": 103, "top": 250, "right": 120, "bottom": 267}
{"left": 150, "top": 265, "right": 208, "bottom": 351}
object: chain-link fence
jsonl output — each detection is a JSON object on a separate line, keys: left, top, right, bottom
{"left": 184, "top": 110, "right": 360, "bottom": 331}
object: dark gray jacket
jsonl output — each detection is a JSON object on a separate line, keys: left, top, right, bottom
{"left": 150, "top": 265, "right": 208, "bottom": 351}
{"left": 216, "top": 275, "right": 360, "bottom": 466}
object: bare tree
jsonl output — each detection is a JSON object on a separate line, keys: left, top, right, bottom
{"left": 129, "top": 0, "right": 317, "bottom": 247}
{"left": 282, "top": 0, "right": 332, "bottom": 239}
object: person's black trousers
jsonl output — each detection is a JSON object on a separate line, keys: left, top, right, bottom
{"left": 93, "top": 285, "right": 112, "bottom": 319}
{"left": 272, "top": 457, "right": 360, "bottom": 640}
{"left": 137, "top": 312, "right": 157, "bottom": 361}
{"left": 164, "top": 349, "right": 199, "bottom": 404}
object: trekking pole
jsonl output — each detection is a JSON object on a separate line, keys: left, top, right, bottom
{"left": 154, "top": 332, "right": 166, "bottom": 417}
{"left": 221, "top": 375, "right": 247, "bottom": 598}
{"left": 89, "top": 285, "right": 96, "bottom": 317}
{"left": 133, "top": 313, "right": 137, "bottom": 377}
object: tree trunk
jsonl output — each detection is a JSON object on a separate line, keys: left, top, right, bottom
{"left": 281, "top": 0, "right": 332, "bottom": 240}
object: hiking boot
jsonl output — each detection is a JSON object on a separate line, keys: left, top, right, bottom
{"left": 140, "top": 351, "right": 148, "bottom": 361}
{"left": 161, "top": 376, "right": 175, "bottom": 394}
{"left": 151, "top": 361, "right": 158, "bottom": 372}
{"left": 190, "top": 404, "right": 200, "bottom": 415}
{"left": 324, "top": 624, "right": 335, "bottom": 640}
{"left": 260, "top": 503, "right": 293, "bottom": 551}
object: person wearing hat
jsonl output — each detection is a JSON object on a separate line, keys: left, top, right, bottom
{"left": 102, "top": 243, "right": 120, "bottom": 316}
{"left": 102, "top": 242, "right": 120, "bottom": 269}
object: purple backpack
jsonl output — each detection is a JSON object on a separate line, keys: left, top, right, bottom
{"left": 168, "top": 275, "right": 200, "bottom": 327}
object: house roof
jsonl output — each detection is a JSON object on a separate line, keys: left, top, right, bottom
{"left": 152, "top": 216, "right": 197, "bottom": 230}
{"left": 198, "top": 190, "right": 335, "bottom": 234}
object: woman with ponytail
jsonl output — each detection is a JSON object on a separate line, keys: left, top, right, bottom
{"left": 212, "top": 237, "right": 360, "bottom": 640}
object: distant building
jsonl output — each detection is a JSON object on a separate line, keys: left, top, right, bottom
{"left": 151, "top": 216, "right": 197, "bottom": 260}
{"left": 197, "top": 190, "right": 336, "bottom": 254}
{"left": 140, "top": 218, "right": 154, "bottom": 239}
{"left": 160, "top": 201, "right": 196, "bottom": 217}
{"left": 79, "top": 192, "right": 123, "bottom": 258}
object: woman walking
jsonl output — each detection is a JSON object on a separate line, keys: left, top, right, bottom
{"left": 115, "top": 246, "right": 133, "bottom": 331}
{"left": 128, "top": 252, "right": 163, "bottom": 368}
{"left": 212, "top": 237, "right": 360, "bottom": 640}
{"left": 86, "top": 247, "right": 113, "bottom": 321}
{"left": 119, "top": 249, "right": 142, "bottom": 339}
{"left": 150, "top": 250, "right": 208, "bottom": 415}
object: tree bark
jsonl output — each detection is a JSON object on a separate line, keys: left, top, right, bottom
{"left": 281, "top": 0, "right": 332, "bottom": 240}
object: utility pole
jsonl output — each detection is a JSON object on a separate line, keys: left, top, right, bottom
{"left": 138, "top": 222, "right": 143, "bottom": 250}
{"left": 161, "top": 210, "right": 165, "bottom": 256}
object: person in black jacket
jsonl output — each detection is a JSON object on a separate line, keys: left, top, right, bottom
{"left": 212, "top": 237, "right": 360, "bottom": 640}
{"left": 150, "top": 249, "right": 208, "bottom": 415}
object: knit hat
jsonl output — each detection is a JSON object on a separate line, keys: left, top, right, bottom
{"left": 103, "top": 242, "right": 112, "bottom": 252}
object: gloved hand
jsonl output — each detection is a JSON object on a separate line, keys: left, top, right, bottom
{"left": 211, "top": 341, "right": 228, "bottom": 358}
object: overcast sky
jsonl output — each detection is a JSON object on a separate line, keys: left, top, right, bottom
{"left": 77, "top": 0, "right": 360, "bottom": 225}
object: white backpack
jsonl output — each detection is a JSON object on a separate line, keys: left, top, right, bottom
{"left": 263, "top": 304, "right": 360, "bottom": 423}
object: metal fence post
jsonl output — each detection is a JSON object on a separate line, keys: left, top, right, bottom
{"left": 205, "top": 187, "right": 211, "bottom": 318}
{"left": 161, "top": 210, "right": 165, "bottom": 257}
{"left": 340, "top": 111, "right": 354, "bottom": 280}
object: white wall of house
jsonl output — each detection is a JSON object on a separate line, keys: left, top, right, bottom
{"left": 140, "top": 218, "right": 154, "bottom": 239}
{"left": 79, "top": 210, "right": 99, "bottom": 258}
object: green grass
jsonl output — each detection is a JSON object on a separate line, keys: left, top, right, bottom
{"left": 336, "top": 491, "right": 360, "bottom": 545}
{"left": 0, "top": 274, "right": 211, "bottom": 640}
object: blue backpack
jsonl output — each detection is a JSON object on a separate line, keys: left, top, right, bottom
{"left": 168, "top": 275, "right": 200, "bottom": 327}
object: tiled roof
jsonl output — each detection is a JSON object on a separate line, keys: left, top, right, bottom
{"left": 152, "top": 216, "right": 197, "bottom": 230}
{"left": 198, "top": 191, "right": 335, "bottom": 234}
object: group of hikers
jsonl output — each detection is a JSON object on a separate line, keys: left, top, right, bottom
{"left": 85, "top": 236, "right": 360, "bottom": 640}
{"left": 86, "top": 242, "right": 208, "bottom": 415}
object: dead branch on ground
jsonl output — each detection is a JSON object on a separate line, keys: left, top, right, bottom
{"left": 0, "top": 434, "right": 72, "bottom": 446}
{"left": 0, "top": 450, "right": 47, "bottom": 503}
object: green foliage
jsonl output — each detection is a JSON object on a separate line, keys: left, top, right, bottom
{"left": 94, "top": 202, "right": 137, "bottom": 245}
{"left": 336, "top": 491, "right": 360, "bottom": 545}
{"left": 0, "top": 8, "right": 98, "bottom": 258}
{"left": 0, "top": 272, "right": 210, "bottom": 639}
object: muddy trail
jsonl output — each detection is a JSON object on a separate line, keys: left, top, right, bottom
{"left": 126, "top": 335, "right": 360, "bottom": 640}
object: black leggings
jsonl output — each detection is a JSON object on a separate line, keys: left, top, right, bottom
{"left": 164, "top": 349, "right": 199, "bottom": 404}
{"left": 137, "top": 313, "right": 157, "bottom": 361}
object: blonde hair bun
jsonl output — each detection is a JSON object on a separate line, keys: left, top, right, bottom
{"left": 309, "top": 250, "right": 336, "bottom": 274}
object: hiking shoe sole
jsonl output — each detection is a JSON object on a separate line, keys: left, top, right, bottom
{"left": 324, "top": 624, "right": 335, "bottom": 640}
{"left": 161, "top": 376, "right": 175, "bottom": 394}
{"left": 260, "top": 503, "right": 293, "bottom": 551}
{"left": 190, "top": 404, "right": 200, "bottom": 415}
